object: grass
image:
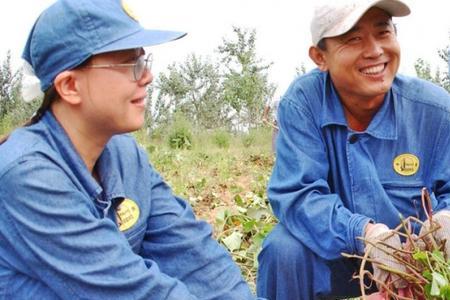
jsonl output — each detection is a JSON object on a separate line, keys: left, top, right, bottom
{"left": 136, "top": 127, "right": 277, "bottom": 291}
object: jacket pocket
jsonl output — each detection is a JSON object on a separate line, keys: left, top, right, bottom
{"left": 123, "top": 223, "right": 146, "bottom": 254}
{"left": 382, "top": 181, "right": 427, "bottom": 221}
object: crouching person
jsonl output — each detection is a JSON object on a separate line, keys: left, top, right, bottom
{"left": 257, "top": 0, "right": 450, "bottom": 299}
{"left": 0, "top": 1, "right": 261, "bottom": 299}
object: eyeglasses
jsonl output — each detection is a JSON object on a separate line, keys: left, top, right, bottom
{"left": 84, "top": 53, "right": 153, "bottom": 81}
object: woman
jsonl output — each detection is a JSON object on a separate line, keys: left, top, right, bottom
{"left": 0, "top": 0, "right": 258, "bottom": 299}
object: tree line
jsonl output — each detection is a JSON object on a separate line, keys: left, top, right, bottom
{"left": 414, "top": 44, "right": 450, "bottom": 92}
{"left": 1, "top": 27, "right": 449, "bottom": 136}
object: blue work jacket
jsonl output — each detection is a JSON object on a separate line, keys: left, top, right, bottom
{"left": 269, "top": 69, "right": 450, "bottom": 260}
{"left": 0, "top": 111, "right": 257, "bottom": 299}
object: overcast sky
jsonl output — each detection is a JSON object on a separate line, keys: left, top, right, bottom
{"left": 1, "top": 0, "right": 449, "bottom": 98}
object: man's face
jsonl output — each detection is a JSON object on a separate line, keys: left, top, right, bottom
{"left": 318, "top": 7, "right": 401, "bottom": 103}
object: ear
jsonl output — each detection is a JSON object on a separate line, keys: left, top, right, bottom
{"left": 309, "top": 46, "right": 328, "bottom": 72}
{"left": 53, "top": 70, "right": 82, "bottom": 105}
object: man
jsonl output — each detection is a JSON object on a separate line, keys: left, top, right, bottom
{"left": 257, "top": 0, "right": 450, "bottom": 299}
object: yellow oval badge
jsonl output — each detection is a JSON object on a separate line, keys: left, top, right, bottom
{"left": 121, "top": 0, "right": 139, "bottom": 22}
{"left": 116, "top": 198, "right": 140, "bottom": 231}
{"left": 393, "top": 153, "right": 419, "bottom": 176}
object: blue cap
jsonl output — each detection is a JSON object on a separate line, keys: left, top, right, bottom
{"left": 22, "top": 0, "right": 187, "bottom": 91}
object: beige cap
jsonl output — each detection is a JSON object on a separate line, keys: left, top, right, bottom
{"left": 311, "top": 0, "right": 410, "bottom": 46}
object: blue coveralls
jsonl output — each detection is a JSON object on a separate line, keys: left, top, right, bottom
{"left": 257, "top": 69, "right": 450, "bottom": 299}
{"left": 0, "top": 111, "right": 258, "bottom": 299}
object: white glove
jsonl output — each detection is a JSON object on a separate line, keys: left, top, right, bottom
{"left": 365, "top": 223, "right": 408, "bottom": 289}
{"left": 420, "top": 210, "right": 450, "bottom": 256}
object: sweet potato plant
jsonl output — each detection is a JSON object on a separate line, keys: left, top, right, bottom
{"left": 344, "top": 188, "right": 450, "bottom": 300}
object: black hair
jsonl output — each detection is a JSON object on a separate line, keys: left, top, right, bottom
{"left": 317, "top": 39, "right": 327, "bottom": 51}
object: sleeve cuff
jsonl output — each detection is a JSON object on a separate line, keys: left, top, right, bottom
{"left": 347, "top": 214, "right": 373, "bottom": 255}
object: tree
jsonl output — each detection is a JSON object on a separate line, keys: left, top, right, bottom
{"left": 0, "top": 50, "right": 22, "bottom": 118}
{"left": 154, "top": 53, "right": 231, "bottom": 129}
{"left": 295, "top": 63, "right": 307, "bottom": 76}
{"left": 414, "top": 38, "right": 450, "bottom": 92}
{"left": 437, "top": 44, "right": 450, "bottom": 91}
{"left": 218, "top": 26, "right": 276, "bottom": 130}
{"left": 0, "top": 51, "right": 44, "bottom": 136}
{"left": 414, "top": 58, "right": 434, "bottom": 81}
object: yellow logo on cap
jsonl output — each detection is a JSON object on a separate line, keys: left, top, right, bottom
{"left": 121, "top": 0, "right": 139, "bottom": 22}
{"left": 116, "top": 198, "right": 140, "bottom": 231}
{"left": 393, "top": 153, "right": 419, "bottom": 176}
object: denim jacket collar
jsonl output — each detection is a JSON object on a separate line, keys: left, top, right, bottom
{"left": 320, "top": 72, "right": 398, "bottom": 140}
{"left": 96, "top": 146, "right": 126, "bottom": 200}
{"left": 41, "top": 111, "right": 125, "bottom": 201}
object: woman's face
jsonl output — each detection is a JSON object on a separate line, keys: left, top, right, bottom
{"left": 76, "top": 48, "right": 152, "bottom": 136}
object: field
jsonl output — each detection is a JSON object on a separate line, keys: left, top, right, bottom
{"left": 135, "top": 127, "right": 277, "bottom": 291}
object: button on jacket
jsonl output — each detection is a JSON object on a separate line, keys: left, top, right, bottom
{"left": 0, "top": 111, "right": 256, "bottom": 299}
{"left": 269, "top": 69, "right": 450, "bottom": 259}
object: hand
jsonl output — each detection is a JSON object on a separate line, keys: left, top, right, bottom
{"left": 365, "top": 223, "right": 408, "bottom": 289}
{"left": 420, "top": 210, "right": 450, "bottom": 255}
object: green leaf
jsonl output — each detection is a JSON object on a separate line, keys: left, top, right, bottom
{"left": 237, "top": 206, "right": 248, "bottom": 214}
{"left": 431, "top": 272, "right": 448, "bottom": 296}
{"left": 423, "top": 270, "right": 433, "bottom": 281}
{"left": 413, "top": 250, "right": 428, "bottom": 262}
{"left": 222, "top": 231, "right": 243, "bottom": 252}
{"left": 215, "top": 209, "right": 228, "bottom": 223}
{"left": 234, "top": 194, "right": 244, "bottom": 207}
{"left": 247, "top": 207, "right": 269, "bottom": 220}
{"left": 215, "top": 209, "right": 230, "bottom": 232}
{"left": 261, "top": 223, "right": 275, "bottom": 235}
{"left": 431, "top": 250, "right": 446, "bottom": 265}
{"left": 440, "top": 285, "right": 450, "bottom": 299}
{"left": 424, "top": 283, "right": 432, "bottom": 298}
{"left": 252, "top": 232, "right": 266, "bottom": 247}
{"left": 435, "top": 272, "right": 448, "bottom": 286}
{"left": 243, "top": 220, "right": 257, "bottom": 233}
